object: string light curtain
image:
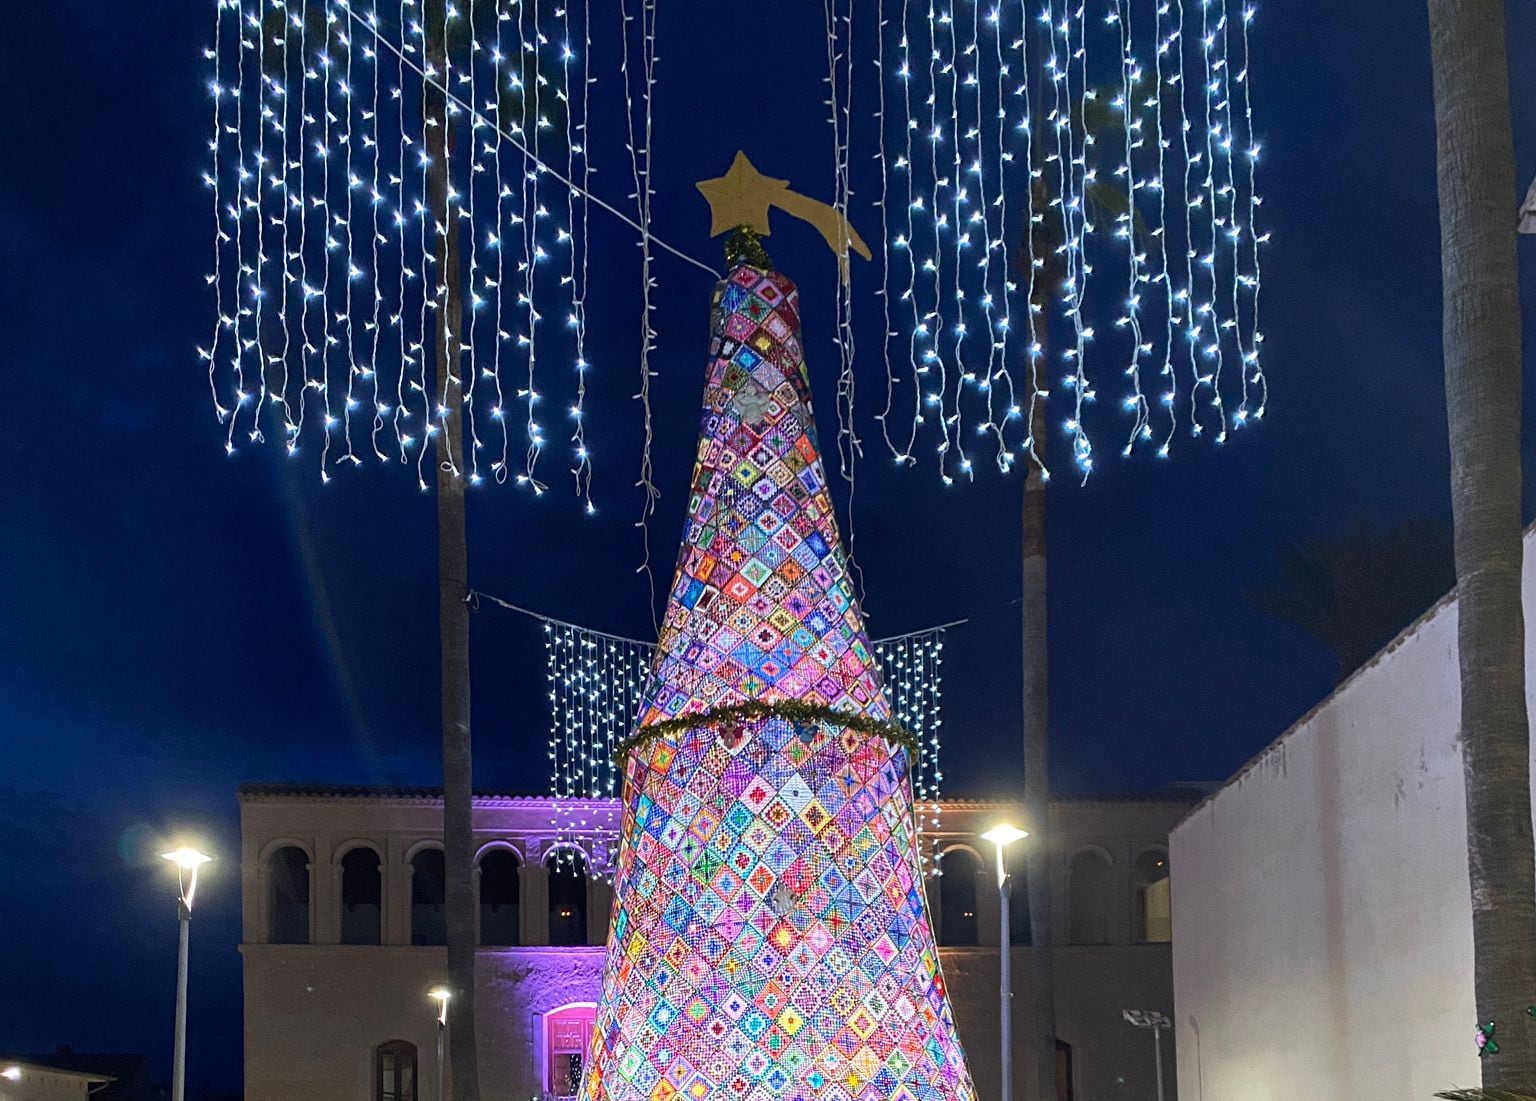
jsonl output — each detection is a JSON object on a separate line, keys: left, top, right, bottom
{"left": 540, "top": 618, "right": 950, "bottom": 870}
{"left": 200, "top": 0, "right": 678, "bottom": 509}
{"left": 544, "top": 621, "right": 650, "bottom": 868}
{"left": 873, "top": 0, "right": 1266, "bottom": 482}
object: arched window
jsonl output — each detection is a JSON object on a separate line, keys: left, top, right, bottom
{"left": 340, "top": 847, "right": 382, "bottom": 946}
{"left": 547, "top": 850, "right": 588, "bottom": 946}
{"left": 1068, "top": 850, "right": 1113, "bottom": 945}
{"left": 267, "top": 846, "right": 310, "bottom": 945}
{"left": 479, "top": 849, "right": 521, "bottom": 946}
{"left": 1133, "top": 849, "right": 1171, "bottom": 943}
{"left": 411, "top": 848, "right": 447, "bottom": 946}
{"left": 374, "top": 1040, "right": 418, "bottom": 1101}
{"left": 1006, "top": 845, "right": 1032, "bottom": 946}
{"left": 938, "top": 848, "right": 980, "bottom": 947}
{"left": 544, "top": 1004, "right": 597, "bottom": 1098}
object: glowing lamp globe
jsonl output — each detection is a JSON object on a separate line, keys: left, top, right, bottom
{"left": 161, "top": 848, "right": 214, "bottom": 870}
{"left": 981, "top": 824, "right": 1029, "bottom": 848}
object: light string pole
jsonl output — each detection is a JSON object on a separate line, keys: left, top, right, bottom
{"left": 1122, "top": 1008, "right": 1171, "bottom": 1101}
{"left": 981, "top": 824, "right": 1027, "bottom": 1101}
{"left": 162, "top": 846, "right": 214, "bottom": 1101}
{"left": 430, "top": 986, "right": 452, "bottom": 1101}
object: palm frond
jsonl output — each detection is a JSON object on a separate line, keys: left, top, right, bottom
{"left": 1436, "top": 1089, "right": 1536, "bottom": 1100}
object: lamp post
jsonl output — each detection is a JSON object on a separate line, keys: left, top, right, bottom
{"left": 429, "top": 987, "right": 452, "bottom": 1101}
{"left": 1121, "top": 1009, "right": 1171, "bottom": 1101}
{"left": 981, "top": 824, "right": 1029, "bottom": 1101}
{"left": 161, "top": 847, "right": 213, "bottom": 1101}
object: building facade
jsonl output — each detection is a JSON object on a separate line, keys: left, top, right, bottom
{"left": 240, "top": 786, "right": 1190, "bottom": 1101}
{"left": 0, "top": 1063, "right": 113, "bottom": 1101}
{"left": 1169, "top": 528, "right": 1536, "bottom": 1098}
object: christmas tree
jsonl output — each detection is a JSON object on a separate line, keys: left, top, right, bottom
{"left": 580, "top": 155, "right": 976, "bottom": 1101}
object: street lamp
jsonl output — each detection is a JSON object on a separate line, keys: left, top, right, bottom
{"left": 161, "top": 847, "right": 213, "bottom": 1101}
{"left": 981, "top": 823, "right": 1029, "bottom": 1101}
{"left": 1121, "top": 1009, "right": 1171, "bottom": 1101}
{"left": 2, "top": 1066, "right": 21, "bottom": 1081}
{"left": 429, "top": 987, "right": 452, "bottom": 1101}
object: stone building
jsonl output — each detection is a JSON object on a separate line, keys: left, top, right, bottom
{"left": 1170, "top": 527, "right": 1536, "bottom": 1098}
{"left": 239, "top": 785, "right": 1191, "bottom": 1101}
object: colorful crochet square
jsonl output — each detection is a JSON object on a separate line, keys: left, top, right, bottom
{"left": 581, "top": 266, "right": 976, "bottom": 1101}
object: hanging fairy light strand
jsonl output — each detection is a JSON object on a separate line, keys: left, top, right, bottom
{"left": 482, "top": 590, "right": 953, "bottom": 859}
{"left": 872, "top": 0, "right": 1267, "bottom": 483}
{"left": 544, "top": 621, "right": 648, "bottom": 870}
{"left": 200, "top": 0, "right": 714, "bottom": 506}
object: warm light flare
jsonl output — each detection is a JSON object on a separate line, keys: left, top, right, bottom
{"left": 981, "top": 823, "right": 1029, "bottom": 847}
{"left": 161, "top": 847, "right": 214, "bottom": 870}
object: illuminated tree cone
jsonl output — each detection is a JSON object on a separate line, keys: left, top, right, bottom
{"left": 581, "top": 263, "right": 976, "bottom": 1101}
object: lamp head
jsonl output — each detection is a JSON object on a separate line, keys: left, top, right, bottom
{"left": 981, "top": 824, "right": 1029, "bottom": 848}
{"left": 2, "top": 1066, "right": 21, "bottom": 1081}
{"left": 162, "top": 847, "right": 214, "bottom": 870}
{"left": 429, "top": 986, "right": 452, "bottom": 1024}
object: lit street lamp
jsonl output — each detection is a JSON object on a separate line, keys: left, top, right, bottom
{"left": 980, "top": 823, "right": 1029, "bottom": 1101}
{"left": 429, "top": 987, "right": 452, "bottom": 1101}
{"left": 161, "top": 847, "right": 213, "bottom": 1101}
{"left": 1122, "top": 1009, "right": 1171, "bottom": 1101}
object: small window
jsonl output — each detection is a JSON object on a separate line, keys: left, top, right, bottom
{"left": 411, "top": 848, "right": 447, "bottom": 947}
{"left": 341, "top": 848, "right": 382, "bottom": 946}
{"left": 267, "top": 846, "right": 310, "bottom": 945}
{"left": 375, "top": 1040, "right": 418, "bottom": 1101}
{"left": 1133, "top": 849, "right": 1171, "bottom": 943}
{"left": 479, "top": 849, "right": 521, "bottom": 946}
{"left": 1068, "top": 850, "right": 1113, "bottom": 946}
{"left": 938, "top": 848, "right": 980, "bottom": 947}
{"left": 1056, "top": 1039, "right": 1075, "bottom": 1101}
{"left": 547, "top": 850, "right": 588, "bottom": 946}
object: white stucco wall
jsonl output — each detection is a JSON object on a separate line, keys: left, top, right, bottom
{"left": 1171, "top": 528, "right": 1536, "bottom": 1099}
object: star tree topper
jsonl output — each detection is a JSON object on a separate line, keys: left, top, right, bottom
{"left": 696, "top": 152, "right": 871, "bottom": 279}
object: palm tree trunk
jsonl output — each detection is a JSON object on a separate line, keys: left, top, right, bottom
{"left": 1428, "top": 0, "right": 1534, "bottom": 1087}
{"left": 425, "top": 7, "right": 482, "bottom": 1097}
{"left": 1023, "top": 299, "right": 1057, "bottom": 1101}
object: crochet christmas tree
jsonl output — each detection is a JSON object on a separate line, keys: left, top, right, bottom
{"left": 581, "top": 164, "right": 976, "bottom": 1101}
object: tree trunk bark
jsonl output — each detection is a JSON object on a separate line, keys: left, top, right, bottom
{"left": 1023, "top": 354, "right": 1056, "bottom": 1101}
{"left": 425, "top": 8, "right": 481, "bottom": 1098}
{"left": 1427, "top": 0, "right": 1534, "bottom": 1087}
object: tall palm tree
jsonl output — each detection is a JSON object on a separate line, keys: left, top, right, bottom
{"left": 1427, "top": 0, "right": 1535, "bottom": 1087}
{"left": 424, "top": 2, "right": 478, "bottom": 1095}
{"left": 1021, "top": 375, "right": 1055, "bottom": 1101}
{"left": 1017, "top": 93, "right": 1139, "bottom": 1101}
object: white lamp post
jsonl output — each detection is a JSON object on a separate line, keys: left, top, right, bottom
{"left": 161, "top": 847, "right": 213, "bottom": 1101}
{"left": 1121, "top": 1009, "right": 1171, "bottom": 1101}
{"left": 980, "top": 824, "right": 1029, "bottom": 1101}
{"left": 429, "top": 987, "right": 452, "bottom": 1101}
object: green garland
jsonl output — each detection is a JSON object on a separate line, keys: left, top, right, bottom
{"left": 724, "top": 225, "right": 773, "bottom": 271}
{"left": 615, "top": 698, "right": 919, "bottom": 762}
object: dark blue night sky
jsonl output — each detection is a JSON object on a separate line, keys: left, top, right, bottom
{"left": 2, "top": 0, "right": 1535, "bottom": 1091}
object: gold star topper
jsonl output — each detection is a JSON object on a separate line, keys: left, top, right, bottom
{"left": 697, "top": 152, "right": 872, "bottom": 281}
